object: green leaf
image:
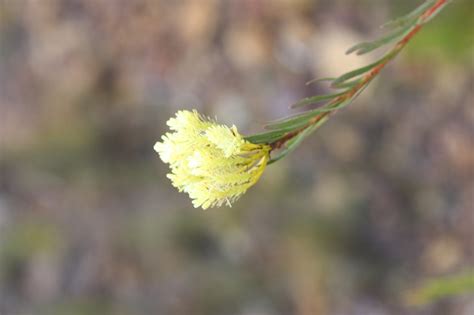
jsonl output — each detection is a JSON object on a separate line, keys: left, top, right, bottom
{"left": 268, "top": 115, "right": 329, "bottom": 164}
{"left": 332, "top": 58, "right": 385, "bottom": 87}
{"left": 407, "top": 271, "right": 474, "bottom": 306}
{"left": 381, "top": 0, "right": 436, "bottom": 29}
{"left": 291, "top": 91, "right": 346, "bottom": 108}
{"left": 264, "top": 111, "right": 317, "bottom": 130}
{"left": 331, "top": 78, "right": 362, "bottom": 89}
{"left": 266, "top": 97, "right": 350, "bottom": 131}
{"left": 245, "top": 130, "right": 288, "bottom": 144}
{"left": 422, "top": 0, "right": 453, "bottom": 24}
{"left": 305, "top": 77, "right": 336, "bottom": 86}
{"left": 346, "top": 22, "right": 415, "bottom": 55}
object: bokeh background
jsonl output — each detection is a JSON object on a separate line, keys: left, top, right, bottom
{"left": 1, "top": 0, "right": 473, "bottom": 314}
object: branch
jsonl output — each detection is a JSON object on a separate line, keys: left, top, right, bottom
{"left": 245, "top": 0, "right": 452, "bottom": 164}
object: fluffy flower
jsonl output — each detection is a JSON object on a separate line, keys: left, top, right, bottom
{"left": 154, "top": 110, "right": 271, "bottom": 209}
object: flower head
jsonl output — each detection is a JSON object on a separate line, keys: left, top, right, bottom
{"left": 154, "top": 110, "right": 271, "bottom": 209}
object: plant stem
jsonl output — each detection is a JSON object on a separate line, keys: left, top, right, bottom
{"left": 271, "top": 0, "right": 449, "bottom": 152}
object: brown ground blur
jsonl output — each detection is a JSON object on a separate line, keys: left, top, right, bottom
{"left": 1, "top": 1, "right": 473, "bottom": 314}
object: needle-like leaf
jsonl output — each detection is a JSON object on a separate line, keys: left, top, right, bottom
{"left": 346, "top": 21, "right": 416, "bottom": 55}
{"left": 291, "top": 91, "right": 347, "bottom": 108}
{"left": 381, "top": 0, "right": 436, "bottom": 29}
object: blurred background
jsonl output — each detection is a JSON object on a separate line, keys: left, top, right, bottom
{"left": 1, "top": 0, "right": 473, "bottom": 314}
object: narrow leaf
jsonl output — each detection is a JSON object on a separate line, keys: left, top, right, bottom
{"left": 331, "top": 78, "right": 362, "bottom": 89}
{"left": 268, "top": 116, "right": 329, "bottom": 164}
{"left": 332, "top": 58, "right": 385, "bottom": 87}
{"left": 291, "top": 91, "right": 346, "bottom": 108}
{"left": 305, "top": 77, "right": 335, "bottom": 86}
{"left": 346, "top": 21, "right": 415, "bottom": 55}
{"left": 264, "top": 111, "right": 316, "bottom": 130}
{"left": 245, "top": 129, "right": 288, "bottom": 144}
{"left": 381, "top": 0, "right": 436, "bottom": 29}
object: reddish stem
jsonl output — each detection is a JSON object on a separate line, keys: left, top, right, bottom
{"left": 271, "top": 0, "right": 448, "bottom": 151}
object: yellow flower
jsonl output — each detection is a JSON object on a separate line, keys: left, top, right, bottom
{"left": 154, "top": 110, "right": 271, "bottom": 209}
